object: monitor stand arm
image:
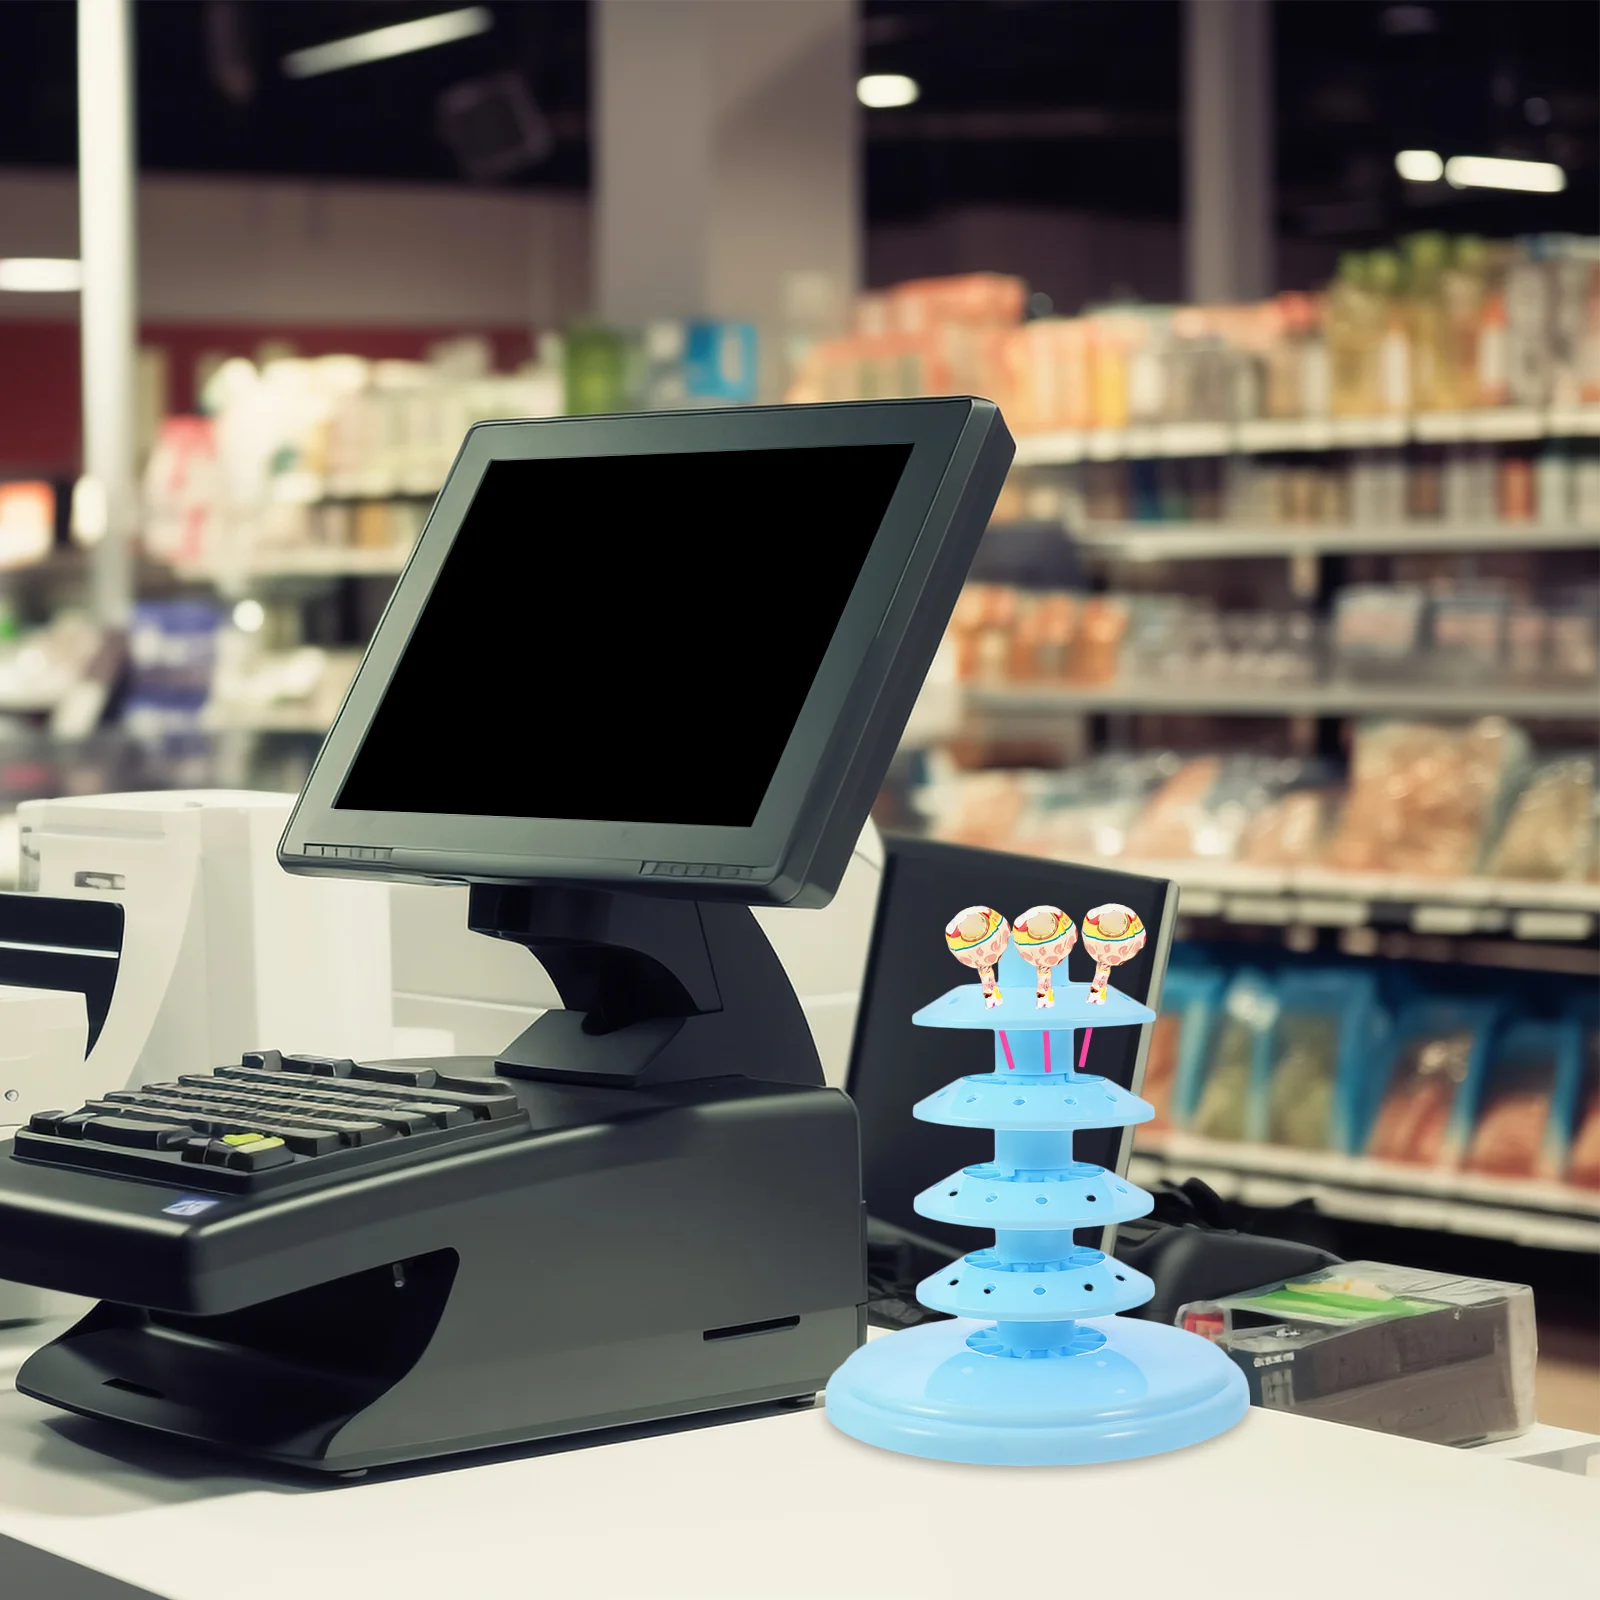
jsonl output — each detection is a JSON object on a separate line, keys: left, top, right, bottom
{"left": 467, "top": 886, "right": 824, "bottom": 1091}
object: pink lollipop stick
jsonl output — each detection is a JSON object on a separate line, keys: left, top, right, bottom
{"left": 999, "top": 1030, "right": 1017, "bottom": 1071}
{"left": 1042, "top": 1032, "right": 1052, "bottom": 1073}
{"left": 1078, "top": 1027, "right": 1094, "bottom": 1072}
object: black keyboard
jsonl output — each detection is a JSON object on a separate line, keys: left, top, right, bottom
{"left": 11, "top": 1050, "right": 530, "bottom": 1194}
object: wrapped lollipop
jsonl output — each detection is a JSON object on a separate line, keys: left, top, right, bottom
{"left": 944, "top": 906, "right": 1010, "bottom": 1008}
{"left": 1011, "top": 905, "right": 1077, "bottom": 1008}
{"left": 1081, "top": 903, "right": 1147, "bottom": 1004}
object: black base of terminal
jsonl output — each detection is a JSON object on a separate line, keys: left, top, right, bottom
{"left": 468, "top": 885, "right": 825, "bottom": 1091}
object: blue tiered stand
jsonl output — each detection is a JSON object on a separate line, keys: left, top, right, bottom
{"left": 827, "top": 947, "right": 1249, "bottom": 1465}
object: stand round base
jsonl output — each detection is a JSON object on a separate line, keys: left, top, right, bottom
{"left": 825, "top": 1315, "right": 1249, "bottom": 1466}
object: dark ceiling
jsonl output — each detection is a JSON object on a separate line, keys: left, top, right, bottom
{"left": 0, "top": 0, "right": 1594, "bottom": 247}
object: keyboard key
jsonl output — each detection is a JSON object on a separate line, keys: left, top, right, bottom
{"left": 430, "top": 1069, "right": 519, "bottom": 1099}
{"left": 81, "top": 1117, "right": 193, "bottom": 1151}
{"left": 88, "top": 1096, "right": 374, "bottom": 1157}
{"left": 11, "top": 1051, "right": 531, "bottom": 1193}
{"left": 227, "top": 1137, "right": 292, "bottom": 1172}
{"left": 214, "top": 1067, "right": 519, "bottom": 1120}
{"left": 184, "top": 1135, "right": 294, "bottom": 1172}
{"left": 352, "top": 1063, "right": 438, "bottom": 1089}
{"left": 281, "top": 1054, "right": 356, "bottom": 1077}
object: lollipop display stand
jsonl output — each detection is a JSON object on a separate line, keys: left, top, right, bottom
{"left": 826, "top": 942, "right": 1249, "bottom": 1465}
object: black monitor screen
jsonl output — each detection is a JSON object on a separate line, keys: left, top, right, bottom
{"left": 336, "top": 443, "right": 913, "bottom": 826}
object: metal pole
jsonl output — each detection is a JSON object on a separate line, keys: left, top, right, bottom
{"left": 1184, "top": 0, "right": 1273, "bottom": 304}
{"left": 77, "top": 0, "right": 138, "bottom": 627}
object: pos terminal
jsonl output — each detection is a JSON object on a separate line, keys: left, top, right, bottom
{"left": 0, "top": 399, "right": 1014, "bottom": 1473}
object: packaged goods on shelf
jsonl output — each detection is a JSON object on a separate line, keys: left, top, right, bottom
{"left": 1465, "top": 1019, "right": 1585, "bottom": 1180}
{"left": 950, "top": 582, "right": 1322, "bottom": 691}
{"left": 1139, "top": 948, "right": 1596, "bottom": 1195}
{"left": 915, "top": 721, "right": 1595, "bottom": 884}
{"left": 1023, "top": 440, "right": 1600, "bottom": 529}
{"left": 1366, "top": 1000, "right": 1498, "bottom": 1168}
{"left": 1485, "top": 757, "right": 1596, "bottom": 882}
{"left": 205, "top": 633, "right": 363, "bottom": 734}
{"left": 1145, "top": 967, "right": 1223, "bottom": 1132}
{"left": 1568, "top": 1027, "right": 1600, "bottom": 1188}
{"left": 0, "top": 612, "right": 107, "bottom": 716}
{"left": 1266, "top": 970, "right": 1387, "bottom": 1152}
{"left": 949, "top": 575, "right": 1597, "bottom": 697}
{"left": 123, "top": 600, "right": 223, "bottom": 741}
{"left": 0, "top": 482, "right": 56, "bottom": 570}
{"left": 787, "top": 274, "right": 1026, "bottom": 405}
{"left": 147, "top": 348, "right": 562, "bottom": 578}
{"left": 1326, "top": 718, "right": 1527, "bottom": 878}
{"left": 790, "top": 234, "right": 1600, "bottom": 433}
{"left": 1186, "top": 968, "right": 1277, "bottom": 1144}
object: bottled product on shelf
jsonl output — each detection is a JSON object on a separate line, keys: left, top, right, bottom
{"left": 789, "top": 234, "right": 1600, "bottom": 434}
{"left": 1005, "top": 438, "right": 1600, "bottom": 528}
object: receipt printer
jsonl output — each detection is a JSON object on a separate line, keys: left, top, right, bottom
{"left": 0, "top": 398, "right": 1013, "bottom": 1470}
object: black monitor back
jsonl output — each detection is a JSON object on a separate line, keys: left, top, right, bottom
{"left": 846, "top": 836, "right": 1178, "bottom": 1253}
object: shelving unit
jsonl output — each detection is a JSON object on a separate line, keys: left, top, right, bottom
{"left": 1130, "top": 1131, "right": 1600, "bottom": 1253}
{"left": 1011, "top": 406, "right": 1600, "bottom": 467}
{"left": 964, "top": 679, "right": 1600, "bottom": 720}
{"left": 172, "top": 546, "right": 413, "bottom": 583}
{"left": 1065, "top": 521, "right": 1600, "bottom": 563}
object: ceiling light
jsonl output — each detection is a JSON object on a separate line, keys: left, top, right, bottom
{"left": 1444, "top": 155, "right": 1566, "bottom": 194}
{"left": 282, "top": 7, "right": 492, "bottom": 80}
{"left": 857, "top": 74, "right": 920, "bottom": 110}
{"left": 1394, "top": 150, "right": 1444, "bottom": 183}
{"left": 232, "top": 599, "right": 267, "bottom": 634}
{"left": 0, "top": 258, "right": 83, "bottom": 293}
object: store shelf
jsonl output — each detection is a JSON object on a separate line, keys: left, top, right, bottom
{"left": 964, "top": 679, "right": 1600, "bottom": 720}
{"left": 961, "top": 853, "right": 1597, "bottom": 940}
{"left": 172, "top": 546, "right": 412, "bottom": 582}
{"left": 1129, "top": 1131, "right": 1600, "bottom": 1252}
{"left": 1068, "top": 520, "right": 1600, "bottom": 562}
{"left": 1146, "top": 861, "right": 1600, "bottom": 940}
{"left": 200, "top": 705, "right": 332, "bottom": 734}
{"left": 1009, "top": 406, "right": 1600, "bottom": 467}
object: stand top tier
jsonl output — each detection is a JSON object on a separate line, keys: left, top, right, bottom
{"left": 912, "top": 981, "right": 1155, "bottom": 1031}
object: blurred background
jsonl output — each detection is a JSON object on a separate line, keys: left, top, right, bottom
{"left": 0, "top": 0, "right": 1596, "bottom": 1424}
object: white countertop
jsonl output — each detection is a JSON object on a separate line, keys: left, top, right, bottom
{"left": 0, "top": 1319, "right": 1595, "bottom": 1600}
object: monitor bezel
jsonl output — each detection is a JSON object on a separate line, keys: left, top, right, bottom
{"left": 279, "top": 398, "right": 1012, "bottom": 905}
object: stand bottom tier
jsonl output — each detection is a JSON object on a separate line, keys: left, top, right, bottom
{"left": 825, "top": 1315, "right": 1249, "bottom": 1466}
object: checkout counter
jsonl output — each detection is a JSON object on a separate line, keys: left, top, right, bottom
{"left": 0, "top": 400, "right": 1592, "bottom": 1593}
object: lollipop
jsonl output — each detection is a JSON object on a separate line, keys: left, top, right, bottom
{"left": 944, "top": 906, "right": 1010, "bottom": 1008}
{"left": 1081, "top": 903, "right": 1147, "bottom": 1005}
{"left": 1011, "top": 905, "right": 1077, "bottom": 1008}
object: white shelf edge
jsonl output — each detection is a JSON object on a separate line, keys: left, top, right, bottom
{"left": 1068, "top": 521, "right": 1600, "bottom": 562}
{"left": 172, "top": 547, "right": 412, "bottom": 582}
{"left": 1129, "top": 1137, "right": 1600, "bottom": 1252}
{"left": 963, "top": 680, "right": 1600, "bottom": 719}
{"left": 934, "top": 851, "right": 1600, "bottom": 925}
{"left": 1010, "top": 407, "right": 1600, "bottom": 465}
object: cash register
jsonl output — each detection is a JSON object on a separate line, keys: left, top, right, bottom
{"left": 0, "top": 398, "right": 1013, "bottom": 1474}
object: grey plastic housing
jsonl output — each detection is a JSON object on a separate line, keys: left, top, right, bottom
{"left": 278, "top": 398, "right": 1014, "bottom": 907}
